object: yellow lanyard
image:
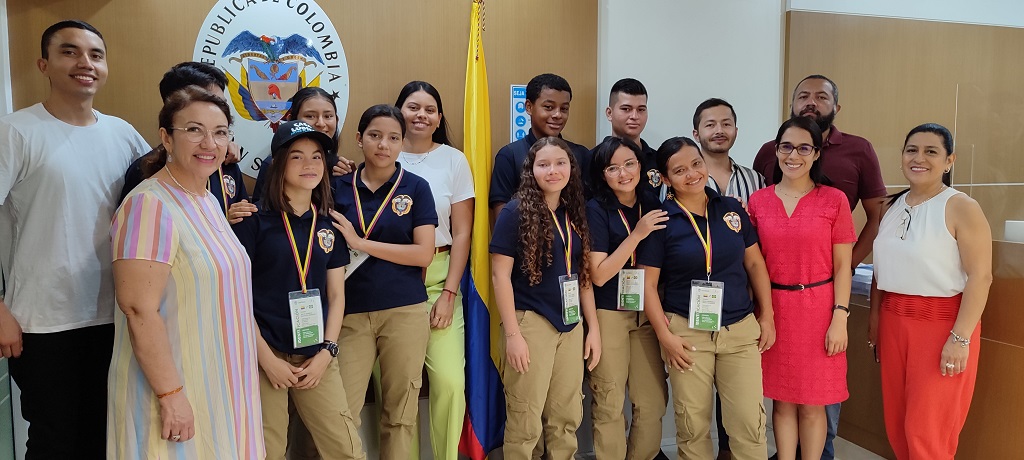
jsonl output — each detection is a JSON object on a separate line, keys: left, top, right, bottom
{"left": 217, "top": 166, "right": 229, "bottom": 216}
{"left": 351, "top": 165, "right": 404, "bottom": 239}
{"left": 673, "top": 197, "right": 712, "bottom": 280}
{"left": 281, "top": 205, "right": 317, "bottom": 293}
{"left": 205, "top": 166, "right": 229, "bottom": 217}
{"left": 550, "top": 209, "right": 573, "bottom": 275}
{"left": 616, "top": 203, "right": 641, "bottom": 267}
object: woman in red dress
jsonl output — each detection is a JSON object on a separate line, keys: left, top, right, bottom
{"left": 747, "top": 117, "right": 855, "bottom": 460}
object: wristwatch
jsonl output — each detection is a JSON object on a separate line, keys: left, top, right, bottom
{"left": 320, "top": 340, "right": 339, "bottom": 358}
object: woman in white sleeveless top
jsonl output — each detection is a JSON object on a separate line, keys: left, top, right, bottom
{"left": 870, "top": 123, "right": 992, "bottom": 460}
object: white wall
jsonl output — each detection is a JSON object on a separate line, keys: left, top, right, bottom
{"left": 788, "top": 0, "right": 1024, "bottom": 29}
{"left": 597, "top": 0, "right": 787, "bottom": 168}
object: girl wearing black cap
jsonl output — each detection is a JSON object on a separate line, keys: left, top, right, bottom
{"left": 232, "top": 120, "right": 365, "bottom": 459}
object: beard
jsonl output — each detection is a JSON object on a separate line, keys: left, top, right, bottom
{"left": 792, "top": 107, "right": 835, "bottom": 132}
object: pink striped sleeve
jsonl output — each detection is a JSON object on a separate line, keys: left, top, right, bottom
{"left": 111, "top": 192, "right": 178, "bottom": 264}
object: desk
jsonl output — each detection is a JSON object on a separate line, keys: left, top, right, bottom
{"left": 840, "top": 241, "right": 1024, "bottom": 459}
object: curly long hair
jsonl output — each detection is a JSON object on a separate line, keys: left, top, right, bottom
{"left": 514, "top": 137, "right": 591, "bottom": 287}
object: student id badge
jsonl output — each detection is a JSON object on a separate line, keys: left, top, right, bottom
{"left": 559, "top": 274, "right": 581, "bottom": 325}
{"left": 344, "top": 248, "right": 370, "bottom": 279}
{"left": 289, "top": 289, "right": 324, "bottom": 348}
{"left": 616, "top": 269, "right": 644, "bottom": 311}
{"left": 688, "top": 280, "right": 724, "bottom": 331}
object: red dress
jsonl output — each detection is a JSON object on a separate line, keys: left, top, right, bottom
{"left": 747, "top": 185, "right": 856, "bottom": 405}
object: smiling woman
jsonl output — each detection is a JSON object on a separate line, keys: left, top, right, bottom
{"left": 489, "top": 136, "right": 600, "bottom": 459}
{"left": 871, "top": 123, "right": 992, "bottom": 460}
{"left": 637, "top": 136, "right": 774, "bottom": 460}
{"left": 108, "top": 86, "right": 265, "bottom": 459}
{"left": 747, "top": 117, "right": 856, "bottom": 460}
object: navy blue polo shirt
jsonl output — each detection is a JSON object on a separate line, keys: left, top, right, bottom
{"left": 252, "top": 151, "right": 341, "bottom": 203}
{"left": 332, "top": 164, "right": 438, "bottom": 314}
{"left": 589, "top": 136, "right": 662, "bottom": 202}
{"left": 636, "top": 187, "right": 758, "bottom": 326}
{"left": 488, "top": 129, "right": 592, "bottom": 207}
{"left": 586, "top": 195, "right": 661, "bottom": 310}
{"left": 233, "top": 205, "right": 349, "bottom": 356}
{"left": 119, "top": 146, "right": 249, "bottom": 209}
{"left": 489, "top": 200, "right": 584, "bottom": 332}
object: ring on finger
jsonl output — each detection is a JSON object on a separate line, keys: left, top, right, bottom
{"left": 172, "top": 435, "right": 181, "bottom": 442}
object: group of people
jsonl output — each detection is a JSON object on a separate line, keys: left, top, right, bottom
{"left": 0, "top": 19, "right": 992, "bottom": 460}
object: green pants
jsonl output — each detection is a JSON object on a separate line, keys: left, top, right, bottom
{"left": 372, "top": 251, "right": 467, "bottom": 459}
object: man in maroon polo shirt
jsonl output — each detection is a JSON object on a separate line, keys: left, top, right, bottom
{"left": 753, "top": 74, "right": 885, "bottom": 267}
{"left": 752, "top": 74, "right": 886, "bottom": 460}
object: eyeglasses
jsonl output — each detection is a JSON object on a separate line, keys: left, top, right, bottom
{"left": 897, "top": 208, "right": 912, "bottom": 240}
{"left": 170, "top": 126, "right": 233, "bottom": 146}
{"left": 604, "top": 159, "right": 640, "bottom": 176}
{"left": 777, "top": 143, "right": 817, "bottom": 156}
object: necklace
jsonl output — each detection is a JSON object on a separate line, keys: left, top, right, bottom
{"left": 164, "top": 167, "right": 224, "bottom": 232}
{"left": 166, "top": 166, "right": 207, "bottom": 198}
{"left": 777, "top": 183, "right": 815, "bottom": 199}
{"left": 400, "top": 145, "right": 436, "bottom": 166}
{"left": 905, "top": 185, "right": 947, "bottom": 208}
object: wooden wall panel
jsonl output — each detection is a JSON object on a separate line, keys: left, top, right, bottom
{"left": 788, "top": 13, "right": 1024, "bottom": 459}
{"left": 785, "top": 11, "right": 1024, "bottom": 241}
{"left": 7, "top": 0, "right": 597, "bottom": 171}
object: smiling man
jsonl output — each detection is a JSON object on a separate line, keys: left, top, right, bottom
{"left": 0, "top": 20, "right": 148, "bottom": 458}
{"left": 489, "top": 73, "right": 591, "bottom": 218}
{"left": 693, "top": 98, "right": 765, "bottom": 204}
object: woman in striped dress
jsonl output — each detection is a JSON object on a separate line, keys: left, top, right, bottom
{"left": 108, "top": 86, "right": 264, "bottom": 459}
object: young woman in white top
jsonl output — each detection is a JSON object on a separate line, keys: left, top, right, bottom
{"left": 870, "top": 123, "right": 992, "bottom": 460}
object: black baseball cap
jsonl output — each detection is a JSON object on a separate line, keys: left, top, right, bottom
{"left": 271, "top": 121, "right": 334, "bottom": 156}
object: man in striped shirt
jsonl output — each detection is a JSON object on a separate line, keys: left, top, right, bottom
{"left": 693, "top": 97, "right": 766, "bottom": 460}
{"left": 693, "top": 98, "right": 766, "bottom": 204}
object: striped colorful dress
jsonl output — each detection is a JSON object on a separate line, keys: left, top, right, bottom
{"left": 107, "top": 178, "right": 265, "bottom": 459}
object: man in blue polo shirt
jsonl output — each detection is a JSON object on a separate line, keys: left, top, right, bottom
{"left": 489, "top": 73, "right": 592, "bottom": 219}
{"left": 593, "top": 78, "right": 663, "bottom": 201}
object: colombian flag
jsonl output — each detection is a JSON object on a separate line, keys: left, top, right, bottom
{"left": 458, "top": 1, "right": 505, "bottom": 458}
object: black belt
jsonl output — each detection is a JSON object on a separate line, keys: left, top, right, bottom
{"left": 771, "top": 277, "right": 833, "bottom": 291}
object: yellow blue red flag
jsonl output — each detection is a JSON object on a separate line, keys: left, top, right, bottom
{"left": 457, "top": 1, "right": 505, "bottom": 458}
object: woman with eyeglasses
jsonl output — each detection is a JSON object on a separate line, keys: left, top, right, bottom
{"left": 109, "top": 86, "right": 264, "bottom": 458}
{"left": 869, "top": 123, "right": 991, "bottom": 460}
{"left": 585, "top": 136, "right": 668, "bottom": 459}
{"left": 638, "top": 137, "right": 774, "bottom": 460}
{"left": 746, "top": 117, "right": 855, "bottom": 460}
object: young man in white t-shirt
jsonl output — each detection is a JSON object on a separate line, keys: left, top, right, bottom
{"left": 0, "top": 20, "right": 148, "bottom": 458}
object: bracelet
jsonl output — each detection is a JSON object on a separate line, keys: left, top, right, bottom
{"left": 950, "top": 330, "right": 971, "bottom": 348}
{"left": 442, "top": 288, "right": 457, "bottom": 299}
{"left": 833, "top": 305, "right": 850, "bottom": 316}
{"left": 156, "top": 385, "right": 183, "bottom": 399}
{"left": 504, "top": 330, "right": 520, "bottom": 338}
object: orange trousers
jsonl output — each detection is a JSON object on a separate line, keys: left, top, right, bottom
{"left": 879, "top": 292, "right": 980, "bottom": 460}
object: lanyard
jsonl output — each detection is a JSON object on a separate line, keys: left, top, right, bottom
{"left": 616, "top": 203, "right": 641, "bottom": 267}
{"left": 673, "top": 197, "right": 712, "bottom": 280}
{"left": 550, "top": 209, "right": 574, "bottom": 275}
{"left": 216, "top": 166, "right": 229, "bottom": 216}
{"left": 351, "top": 165, "right": 404, "bottom": 239}
{"left": 281, "top": 205, "right": 317, "bottom": 293}
{"left": 205, "top": 166, "right": 230, "bottom": 217}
